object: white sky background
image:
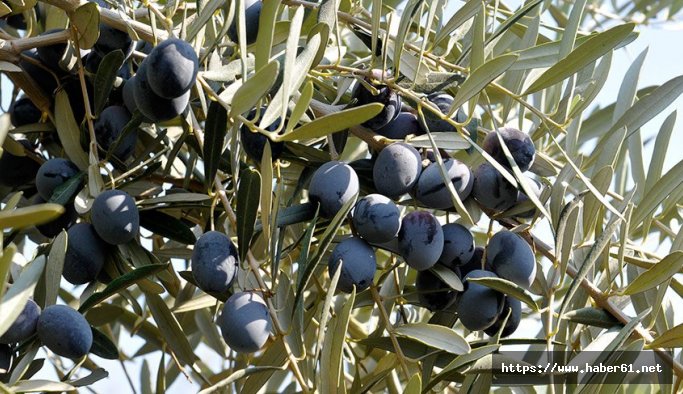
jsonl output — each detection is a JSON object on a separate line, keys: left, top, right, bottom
{"left": 2, "top": 1, "right": 683, "bottom": 392}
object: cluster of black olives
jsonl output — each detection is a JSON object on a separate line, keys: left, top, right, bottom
{"left": 1, "top": 4, "right": 272, "bottom": 357}
{"left": 0, "top": 158, "right": 141, "bottom": 362}
{"left": 0, "top": 299, "right": 93, "bottom": 361}
{"left": 305, "top": 85, "right": 540, "bottom": 337}
{"left": 190, "top": 231, "right": 271, "bottom": 354}
{"left": 124, "top": 38, "right": 199, "bottom": 123}
{"left": 352, "top": 79, "right": 542, "bottom": 215}
{"left": 34, "top": 157, "right": 140, "bottom": 264}
{"left": 421, "top": 229, "right": 537, "bottom": 336}
{"left": 0, "top": 7, "right": 195, "bottom": 361}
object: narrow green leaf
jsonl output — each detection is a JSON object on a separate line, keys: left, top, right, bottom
{"left": 138, "top": 193, "right": 211, "bottom": 205}
{"left": 392, "top": 0, "right": 421, "bottom": 77}
{"left": 286, "top": 80, "right": 313, "bottom": 133}
{"left": 434, "top": 0, "right": 484, "bottom": 46}
{"left": 631, "top": 160, "right": 683, "bottom": 228}
{"left": 404, "top": 373, "right": 421, "bottom": 394}
{"left": 259, "top": 142, "right": 273, "bottom": 246}
{"left": 315, "top": 251, "right": 341, "bottom": 362}
{"left": 622, "top": 252, "right": 683, "bottom": 295}
{"left": 254, "top": 0, "right": 280, "bottom": 71}
{"left": 0, "top": 2, "right": 10, "bottom": 17}
{"left": 12, "top": 380, "right": 76, "bottom": 393}
{"left": 566, "top": 50, "right": 613, "bottom": 120}
{"left": 79, "top": 263, "right": 170, "bottom": 312}
{"left": 89, "top": 326, "right": 120, "bottom": 360}
{"left": 582, "top": 165, "right": 613, "bottom": 236}
{"left": 451, "top": 54, "right": 519, "bottom": 112}
{"left": 317, "top": 0, "right": 340, "bottom": 31}
{"left": 0, "top": 256, "right": 46, "bottom": 338}
{"left": 615, "top": 49, "right": 649, "bottom": 196}
{"left": 203, "top": 100, "right": 228, "bottom": 189}
{"left": 230, "top": 60, "right": 279, "bottom": 118}
{"left": 512, "top": 31, "right": 636, "bottom": 72}
{"left": 203, "top": 58, "right": 252, "bottom": 83}
{"left": 648, "top": 322, "right": 683, "bottom": 349}
{"left": 555, "top": 197, "right": 583, "bottom": 278}
{"left": 558, "top": 215, "right": 623, "bottom": 318}
{"left": 563, "top": 307, "right": 621, "bottom": 329}
{"left": 198, "top": 366, "right": 286, "bottom": 394}
{"left": 0, "top": 203, "right": 64, "bottom": 230}
{"left": 321, "top": 289, "right": 355, "bottom": 393}
{"left": 612, "top": 48, "right": 648, "bottom": 124}
{"left": 431, "top": 264, "right": 463, "bottom": 292}
{"left": 423, "top": 344, "right": 499, "bottom": 392}
{"left": 466, "top": 277, "right": 538, "bottom": 311}
{"left": 672, "top": 227, "right": 683, "bottom": 255}
{"left": 405, "top": 132, "right": 469, "bottom": 150}
{"left": 254, "top": 202, "right": 317, "bottom": 232}
{"left": 280, "top": 273, "right": 304, "bottom": 358}
{"left": 186, "top": 0, "right": 224, "bottom": 41}
{"left": 280, "top": 6, "right": 305, "bottom": 123}
{"left": 8, "top": 342, "right": 39, "bottom": 385}
{"left": 278, "top": 103, "right": 383, "bottom": 142}
{"left": 3, "top": 191, "right": 24, "bottom": 212}
{"left": 293, "top": 207, "right": 318, "bottom": 296}
{"left": 394, "top": 323, "right": 470, "bottom": 355}
{"left": 140, "top": 361, "right": 153, "bottom": 394}
{"left": 483, "top": 0, "right": 544, "bottom": 49}
{"left": 93, "top": 50, "right": 125, "bottom": 116}
{"left": 86, "top": 304, "right": 163, "bottom": 346}
{"left": 145, "top": 292, "right": 196, "bottom": 366}
{"left": 139, "top": 210, "right": 196, "bottom": 245}
{"left": 614, "top": 75, "right": 683, "bottom": 141}
{"left": 54, "top": 90, "right": 88, "bottom": 169}
{"left": 156, "top": 345, "right": 166, "bottom": 392}
{"left": 524, "top": 23, "right": 636, "bottom": 94}
{"left": 292, "top": 194, "right": 355, "bottom": 319}
{"left": 580, "top": 308, "right": 649, "bottom": 385}
{"left": 308, "top": 22, "right": 331, "bottom": 70}
{"left": 370, "top": 0, "right": 381, "bottom": 58}
{"left": 236, "top": 168, "right": 261, "bottom": 261}
{"left": 0, "top": 244, "right": 17, "bottom": 301}
{"left": 70, "top": 1, "right": 99, "bottom": 49}
{"left": 44, "top": 231, "right": 67, "bottom": 307}
{"left": 645, "top": 111, "right": 676, "bottom": 200}
{"left": 116, "top": 244, "right": 168, "bottom": 295}
{"left": 240, "top": 339, "right": 288, "bottom": 394}
{"left": 48, "top": 172, "right": 84, "bottom": 205}
{"left": 69, "top": 368, "right": 109, "bottom": 387}
{"left": 260, "top": 33, "right": 321, "bottom": 129}
{"left": 558, "top": 0, "right": 588, "bottom": 59}
{"left": 172, "top": 293, "right": 216, "bottom": 314}
{"left": 469, "top": 2, "right": 485, "bottom": 75}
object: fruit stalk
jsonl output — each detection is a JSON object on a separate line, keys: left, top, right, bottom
{"left": 369, "top": 284, "right": 411, "bottom": 380}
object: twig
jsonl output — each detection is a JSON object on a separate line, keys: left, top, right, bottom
{"left": 70, "top": 26, "right": 99, "bottom": 164}
{"left": 369, "top": 284, "right": 412, "bottom": 380}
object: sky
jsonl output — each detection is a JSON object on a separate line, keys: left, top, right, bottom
{"left": 2, "top": 2, "right": 683, "bottom": 393}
